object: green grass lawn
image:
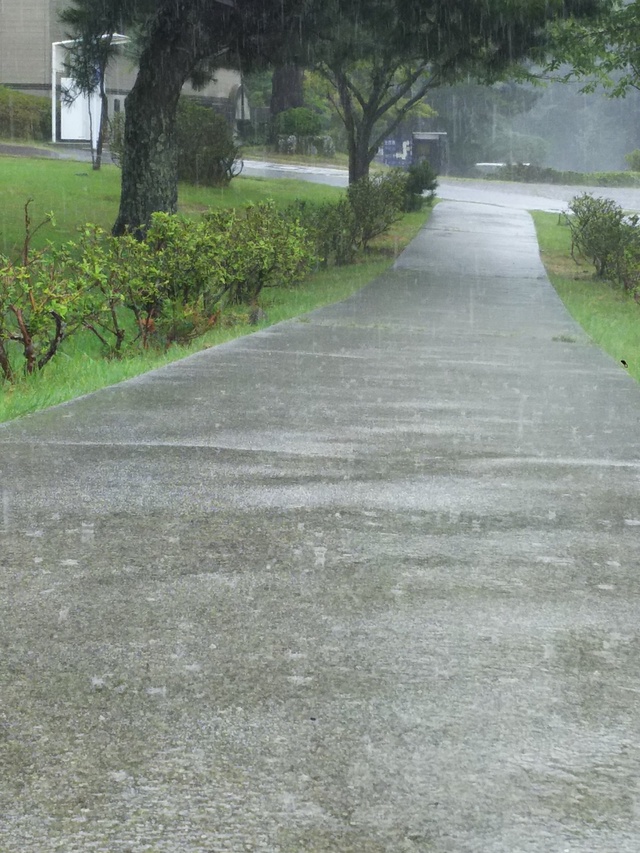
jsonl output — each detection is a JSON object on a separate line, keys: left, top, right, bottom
{"left": 532, "top": 211, "right": 640, "bottom": 383}
{"left": 0, "top": 153, "right": 431, "bottom": 422}
{"left": 0, "top": 154, "right": 344, "bottom": 254}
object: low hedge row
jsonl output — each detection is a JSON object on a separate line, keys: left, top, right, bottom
{"left": 1, "top": 168, "right": 437, "bottom": 382}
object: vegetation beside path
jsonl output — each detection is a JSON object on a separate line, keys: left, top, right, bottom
{"left": 0, "top": 156, "right": 432, "bottom": 424}
{"left": 532, "top": 210, "right": 640, "bottom": 383}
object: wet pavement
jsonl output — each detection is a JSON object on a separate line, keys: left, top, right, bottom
{"left": 241, "top": 157, "right": 640, "bottom": 212}
{"left": 1, "top": 200, "right": 640, "bottom": 852}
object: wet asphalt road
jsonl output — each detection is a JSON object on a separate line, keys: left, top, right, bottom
{"left": 2, "top": 175, "right": 640, "bottom": 849}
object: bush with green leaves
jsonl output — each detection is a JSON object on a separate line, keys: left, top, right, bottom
{"left": 109, "top": 100, "right": 242, "bottom": 186}
{"left": 203, "top": 202, "right": 315, "bottom": 305}
{"left": 0, "top": 86, "right": 49, "bottom": 141}
{"left": 347, "top": 170, "right": 408, "bottom": 250}
{"left": 286, "top": 198, "right": 358, "bottom": 267}
{"left": 564, "top": 192, "right": 640, "bottom": 294}
{"left": 566, "top": 193, "right": 626, "bottom": 278}
{"left": 404, "top": 160, "right": 438, "bottom": 211}
{"left": 107, "top": 112, "right": 125, "bottom": 167}
{"left": 274, "top": 108, "right": 322, "bottom": 137}
{"left": 0, "top": 198, "right": 318, "bottom": 378}
{"left": 0, "top": 205, "right": 102, "bottom": 382}
{"left": 625, "top": 149, "right": 640, "bottom": 172}
{"left": 176, "top": 100, "right": 242, "bottom": 187}
{"left": 490, "top": 163, "right": 640, "bottom": 188}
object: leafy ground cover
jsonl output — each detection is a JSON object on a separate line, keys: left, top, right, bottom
{"left": 532, "top": 210, "right": 640, "bottom": 382}
{"left": 0, "top": 154, "right": 430, "bottom": 422}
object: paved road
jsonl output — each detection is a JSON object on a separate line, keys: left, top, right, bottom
{"left": 5, "top": 142, "right": 640, "bottom": 211}
{"left": 241, "top": 157, "right": 640, "bottom": 212}
{"left": 2, "top": 200, "right": 640, "bottom": 851}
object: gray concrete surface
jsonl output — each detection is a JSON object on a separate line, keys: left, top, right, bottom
{"left": 2, "top": 201, "right": 640, "bottom": 852}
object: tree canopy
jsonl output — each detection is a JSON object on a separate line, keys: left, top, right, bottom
{"left": 546, "top": 0, "right": 640, "bottom": 96}
{"left": 60, "top": 0, "right": 608, "bottom": 233}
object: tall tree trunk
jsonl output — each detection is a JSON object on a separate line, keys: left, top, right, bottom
{"left": 112, "top": 0, "right": 230, "bottom": 236}
{"left": 93, "top": 69, "right": 109, "bottom": 172}
{"left": 270, "top": 65, "right": 304, "bottom": 116}
{"left": 269, "top": 65, "right": 304, "bottom": 143}
{"left": 347, "top": 134, "right": 374, "bottom": 183}
{"left": 112, "top": 67, "right": 183, "bottom": 236}
{"left": 335, "top": 71, "right": 373, "bottom": 184}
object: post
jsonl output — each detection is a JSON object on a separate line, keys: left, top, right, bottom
{"left": 51, "top": 42, "right": 57, "bottom": 142}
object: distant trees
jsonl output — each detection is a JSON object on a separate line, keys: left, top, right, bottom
{"left": 311, "top": 0, "right": 607, "bottom": 183}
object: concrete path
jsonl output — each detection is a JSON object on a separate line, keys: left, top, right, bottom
{"left": 2, "top": 202, "right": 640, "bottom": 852}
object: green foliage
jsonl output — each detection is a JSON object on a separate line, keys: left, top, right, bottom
{"left": 564, "top": 192, "right": 640, "bottom": 292}
{"left": 176, "top": 100, "right": 242, "bottom": 187}
{"left": 566, "top": 193, "right": 626, "bottom": 277}
{"left": 0, "top": 198, "right": 317, "bottom": 377}
{"left": 107, "top": 112, "right": 125, "bottom": 167}
{"left": 274, "top": 107, "right": 322, "bottom": 137}
{"left": 404, "top": 161, "right": 438, "bottom": 211}
{"left": 546, "top": 1, "right": 640, "bottom": 99}
{"left": 489, "top": 163, "right": 640, "bottom": 187}
{"left": 0, "top": 203, "right": 97, "bottom": 381}
{"left": 625, "top": 149, "right": 640, "bottom": 172}
{"left": 289, "top": 170, "right": 410, "bottom": 263}
{"left": 0, "top": 87, "right": 49, "bottom": 141}
{"left": 289, "top": 199, "right": 359, "bottom": 266}
{"left": 347, "top": 171, "right": 408, "bottom": 250}
{"left": 533, "top": 210, "right": 640, "bottom": 385}
{"left": 109, "top": 100, "right": 243, "bottom": 185}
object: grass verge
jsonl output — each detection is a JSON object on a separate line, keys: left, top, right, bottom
{"left": 532, "top": 210, "right": 640, "bottom": 382}
{"left": 0, "top": 155, "right": 344, "bottom": 254}
{"left": 0, "top": 153, "right": 431, "bottom": 422}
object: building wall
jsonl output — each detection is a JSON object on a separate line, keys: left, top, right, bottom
{"left": 0, "top": 1, "right": 242, "bottom": 103}
{"left": 0, "top": 0, "right": 66, "bottom": 95}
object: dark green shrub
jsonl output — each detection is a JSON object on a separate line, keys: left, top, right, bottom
{"left": 274, "top": 108, "right": 322, "bottom": 137}
{"left": 107, "top": 112, "right": 125, "bottom": 166}
{"left": 289, "top": 198, "right": 358, "bottom": 266}
{"left": 176, "top": 100, "right": 242, "bottom": 187}
{"left": 108, "top": 103, "right": 242, "bottom": 185}
{"left": 566, "top": 194, "right": 626, "bottom": 278}
{"left": 176, "top": 99, "right": 242, "bottom": 187}
{"left": 489, "top": 163, "right": 640, "bottom": 188}
{"left": 0, "top": 86, "right": 49, "bottom": 141}
{"left": 404, "top": 160, "right": 438, "bottom": 211}
{"left": 625, "top": 149, "right": 640, "bottom": 172}
{"left": 202, "top": 202, "right": 315, "bottom": 305}
{"left": 347, "top": 171, "right": 408, "bottom": 250}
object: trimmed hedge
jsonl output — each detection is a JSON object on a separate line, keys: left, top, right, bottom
{"left": 0, "top": 86, "right": 49, "bottom": 141}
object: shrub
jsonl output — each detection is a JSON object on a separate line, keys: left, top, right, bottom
{"left": 0, "top": 86, "right": 49, "bottom": 141}
{"left": 347, "top": 171, "right": 408, "bottom": 250}
{"left": 274, "top": 108, "right": 322, "bottom": 137}
{"left": 288, "top": 198, "right": 358, "bottom": 266}
{"left": 0, "top": 204, "right": 101, "bottom": 381}
{"left": 625, "top": 149, "right": 640, "bottom": 172}
{"left": 489, "top": 163, "right": 640, "bottom": 188}
{"left": 110, "top": 100, "right": 242, "bottom": 185}
{"left": 404, "top": 160, "right": 438, "bottom": 211}
{"left": 176, "top": 99, "right": 242, "bottom": 187}
{"left": 107, "top": 112, "right": 125, "bottom": 166}
{"left": 203, "top": 202, "right": 315, "bottom": 305}
{"left": 566, "top": 193, "right": 626, "bottom": 278}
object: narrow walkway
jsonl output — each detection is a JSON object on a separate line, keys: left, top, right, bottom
{"left": 1, "top": 202, "right": 640, "bottom": 852}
